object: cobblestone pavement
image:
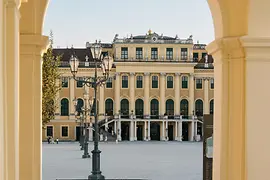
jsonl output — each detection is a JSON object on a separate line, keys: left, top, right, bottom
{"left": 43, "top": 141, "right": 202, "bottom": 180}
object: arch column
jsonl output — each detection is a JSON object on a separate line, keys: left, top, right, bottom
{"left": 143, "top": 72, "right": 150, "bottom": 118}
{"left": 207, "top": 37, "right": 246, "bottom": 180}
{"left": 20, "top": 34, "right": 49, "bottom": 180}
{"left": 174, "top": 73, "right": 180, "bottom": 118}
{"left": 1, "top": 1, "right": 21, "bottom": 179}
{"left": 160, "top": 73, "right": 166, "bottom": 117}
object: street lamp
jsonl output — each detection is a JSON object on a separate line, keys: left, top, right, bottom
{"left": 73, "top": 98, "right": 84, "bottom": 150}
{"left": 69, "top": 40, "right": 113, "bottom": 180}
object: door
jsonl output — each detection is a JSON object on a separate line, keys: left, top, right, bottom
{"left": 168, "top": 125, "right": 174, "bottom": 141}
{"left": 137, "top": 125, "right": 143, "bottom": 141}
{"left": 150, "top": 122, "right": 160, "bottom": 141}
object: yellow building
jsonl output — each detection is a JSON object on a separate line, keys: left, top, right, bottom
{"left": 42, "top": 30, "right": 214, "bottom": 142}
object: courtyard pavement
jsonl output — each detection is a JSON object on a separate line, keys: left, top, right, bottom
{"left": 43, "top": 141, "right": 203, "bottom": 180}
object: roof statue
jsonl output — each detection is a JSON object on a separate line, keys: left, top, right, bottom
{"left": 205, "top": 54, "right": 208, "bottom": 63}
{"left": 148, "top": 29, "right": 152, "bottom": 35}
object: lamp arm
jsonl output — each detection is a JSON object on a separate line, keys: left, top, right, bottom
{"left": 72, "top": 74, "right": 95, "bottom": 87}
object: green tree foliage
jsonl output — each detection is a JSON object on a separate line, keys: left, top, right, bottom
{"left": 42, "top": 32, "right": 62, "bottom": 127}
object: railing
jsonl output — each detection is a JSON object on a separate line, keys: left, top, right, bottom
{"left": 108, "top": 114, "right": 201, "bottom": 120}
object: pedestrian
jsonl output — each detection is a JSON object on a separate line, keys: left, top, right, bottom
{"left": 47, "top": 137, "right": 50, "bottom": 144}
{"left": 56, "top": 138, "right": 59, "bottom": 144}
{"left": 51, "top": 136, "right": 54, "bottom": 144}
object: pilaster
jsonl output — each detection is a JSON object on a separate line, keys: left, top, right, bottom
{"left": 206, "top": 37, "right": 246, "bottom": 180}
{"left": 175, "top": 73, "right": 180, "bottom": 116}
{"left": 204, "top": 78, "right": 209, "bottom": 114}
{"left": 69, "top": 78, "right": 75, "bottom": 119}
{"left": 99, "top": 85, "right": 105, "bottom": 119}
{"left": 129, "top": 72, "right": 135, "bottom": 114}
{"left": 143, "top": 72, "right": 150, "bottom": 118}
{"left": 160, "top": 73, "right": 166, "bottom": 117}
{"left": 114, "top": 72, "right": 120, "bottom": 114}
{"left": 189, "top": 73, "right": 195, "bottom": 115}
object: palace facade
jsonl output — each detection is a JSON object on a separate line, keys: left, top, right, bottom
{"left": 42, "top": 30, "right": 214, "bottom": 142}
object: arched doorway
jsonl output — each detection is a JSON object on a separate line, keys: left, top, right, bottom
{"left": 166, "top": 99, "right": 174, "bottom": 119}
{"left": 120, "top": 99, "right": 129, "bottom": 118}
{"left": 150, "top": 99, "right": 159, "bottom": 119}
{"left": 135, "top": 99, "right": 144, "bottom": 119}
{"left": 150, "top": 122, "right": 160, "bottom": 141}
{"left": 210, "top": 99, "right": 214, "bottom": 115}
{"left": 180, "top": 99, "right": 189, "bottom": 119}
{"left": 105, "top": 98, "right": 114, "bottom": 116}
{"left": 76, "top": 98, "right": 84, "bottom": 115}
{"left": 195, "top": 99, "right": 203, "bottom": 117}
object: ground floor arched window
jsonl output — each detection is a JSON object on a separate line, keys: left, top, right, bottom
{"left": 195, "top": 99, "right": 204, "bottom": 117}
{"left": 166, "top": 99, "right": 174, "bottom": 119}
{"left": 121, "top": 99, "right": 129, "bottom": 118}
{"left": 105, "top": 99, "right": 114, "bottom": 116}
{"left": 180, "top": 99, "right": 189, "bottom": 119}
{"left": 135, "top": 99, "right": 144, "bottom": 119}
{"left": 150, "top": 99, "right": 159, "bottom": 119}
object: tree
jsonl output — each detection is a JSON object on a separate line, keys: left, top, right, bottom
{"left": 42, "top": 32, "right": 62, "bottom": 127}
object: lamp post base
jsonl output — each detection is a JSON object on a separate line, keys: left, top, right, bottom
{"left": 82, "top": 154, "right": 91, "bottom": 158}
{"left": 88, "top": 174, "right": 105, "bottom": 180}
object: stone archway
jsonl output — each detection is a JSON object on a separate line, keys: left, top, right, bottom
{"left": 2, "top": 0, "right": 270, "bottom": 180}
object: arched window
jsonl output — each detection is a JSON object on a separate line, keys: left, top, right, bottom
{"left": 167, "top": 76, "right": 173, "bottom": 88}
{"left": 210, "top": 99, "right": 214, "bottom": 114}
{"left": 180, "top": 99, "right": 189, "bottom": 119}
{"left": 105, "top": 99, "right": 114, "bottom": 116}
{"left": 91, "top": 99, "right": 98, "bottom": 115}
{"left": 76, "top": 98, "right": 84, "bottom": 115}
{"left": 120, "top": 99, "right": 129, "bottom": 118}
{"left": 150, "top": 99, "right": 159, "bottom": 119}
{"left": 195, "top": 99, "right": 204, "bottom": 117}
{"left": 61, "top": 98, "right": 69, "bottom": 116}
{"left": 135, "top": 99, "right": 144, "bottom": 119}
{"left": 166, "top": 99, "right": 174, "bottom": 119}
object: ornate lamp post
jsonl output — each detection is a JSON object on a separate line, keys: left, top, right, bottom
{"left": 69, "top": 40, "right": 113, "bottom": 180}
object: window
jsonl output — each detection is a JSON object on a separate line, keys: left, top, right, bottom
{"left": 166, "top": 48, "right": 173, "bottom": 60}
{"left": 182, "top": 76, "right": 188, "bottom": 89}
{"left": 181, "top": 48, "right": 188, "bottom": 60}
{"left": 210, "top": 78, "right": 214, "bottom": 89}
{"left": 121, "top": 47, "right": 128, "bottom": 59}
{"left": 196, "top": 79, "right": 203, "bottom": 89}
{"left": 151, "top": 48, "right": 158, "bottom": 60}
{"left": 120, "top": 99, "right": 129, "bottom": 118}
{"left": 150, "top": 99, "right": 159, "bottom": 119}
{"left": 61, "top": 98, "right": 69, "bottom": 116}
{"left": 101, "top": 51, "right": 108, "bottom": 57}
{"left": 195, "top": 99, "right": 204, "bottom": 116}
{"left": 136, "top": 48, "right": 143, "bottom": 59}
{"left": 106, "top": 77, "right": 113, "bottom": 88}
{"left": 122, "top": 75, "right": 128, "bottom": 88}
{"left": 180, "top": 99, "right": 189, "bottom": 119}
{"left": 152, "top": 76, "right": 158, "bottom": 88}
{"left": 210, "top": 100, "right": 214, "bottom": 114}
{"left": 61, "top": 77, "right": 68, "bottom": 88}
{"left": 61, "top": 126, "right": 68, "bottom": 137}
{"left": 166, "top": 99, "right": 174, "bottom": 119}
{"left": 202, "top": 52, "right": 207, "bottom": 59}
{"left": 135, "top": 99, "right": 144, "bottom": 119}
{"left": 46, "top": 126, "right": 53, "bottom": 137}
{"left": 90, "top": 98, "right": 97, "bottom": 115}
{"left": 193, "top": 53, "right": 199, "bottom": 61}
{"left": 136, "top": 76, "right": 143, "bottom": 88}
{"left": 76, "top": 77, "right": 84, "bottom": 88}
{"left": 105, "top": 99, "right": 114, "bottom": 116}
{"left": 167, "top": 76, "right": 173, "bottom": 88}
{"left": 76, "top": 98, "right": 84, "bottom": 115}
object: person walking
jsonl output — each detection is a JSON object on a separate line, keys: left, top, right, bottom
{"left": 47, "top": 137, "right": 50, "bottom": 144}
{"left": 56, "top": 138, "right": 59, "bottom": 144}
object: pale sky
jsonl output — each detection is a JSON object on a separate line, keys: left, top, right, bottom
{"left": 43, "top": 0, "right": 214, "bottom": 48}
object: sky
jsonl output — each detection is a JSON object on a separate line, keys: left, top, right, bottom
{"left": 43, "top": 0, "right": 215, "bottom": 48}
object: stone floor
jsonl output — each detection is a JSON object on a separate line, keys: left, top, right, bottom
{"left": 43, "top": 141, "right": 203, "bottom": 180}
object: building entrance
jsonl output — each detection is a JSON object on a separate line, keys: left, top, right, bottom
{"left": 182, "top": 122, "right": 189, "bottom": 141}
{"left": 121, "top": 122, "right": 130, "bottom": 141}
{"left": 150, "top": 122, "right": 160, "bottom": 141}
{"left": 137, "top": 125, "right": 143, "bottom": 141}
{"left": 168, "top": 125, "right": 174, "bottom": 141}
